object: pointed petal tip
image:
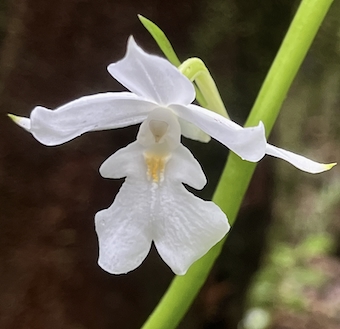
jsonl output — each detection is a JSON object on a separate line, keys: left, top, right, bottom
{"left": 126, "top": 35, "right": 139, "bottom": 54}
{"left": 127, "top": 35, "right": 136, "bottom": 44}
{"left": 306, "top": 161, "right": 336, "bottom": 174}
{"left": 8, "top": 113, "right": 31, "bottom": 131}
{"left": 7, "top": 113, "right": 20, "bottom": 123}
{"left": 107, "top": 36, "right": 136, "bottom": 70}
{"left": 107, "top": 36, "right": 138, "bottom": 75}
{"left": 322, "top": 162, "right": 337, "bottom": 172}
{"left": 266, "top": 144, "right": 337, "bottom": 174}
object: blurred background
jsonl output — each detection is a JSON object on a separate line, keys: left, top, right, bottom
{"left": 0, "top": 0, "right": 339, "bottom": 328}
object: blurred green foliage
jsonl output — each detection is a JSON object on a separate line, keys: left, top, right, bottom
{"left": 241, "top": 233, "right": 335, "bottom": 329}
{"left": 248, "top": 233, "right": 334, "bottom": 309}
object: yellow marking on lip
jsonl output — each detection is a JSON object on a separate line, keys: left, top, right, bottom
{"left": 144, "top": 153, "right": 168, "bottom": 183}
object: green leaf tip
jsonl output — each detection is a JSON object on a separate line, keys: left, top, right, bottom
{"left": 138, "top": 15, "right": 181, "bottom": 67}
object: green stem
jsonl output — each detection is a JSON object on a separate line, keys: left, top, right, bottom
{"left": 245, "top": 0, "right": 334, "bottom": 132}
{"left": 141, "top": 0, "right": 333, "bottom": 328}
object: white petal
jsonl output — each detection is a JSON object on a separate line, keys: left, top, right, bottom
{"left": 166, "top": 144, "right": 207, "bottom": 190}
{"left": 153, "top": 183, "right": 230, "bottom": 275}
{"left": 98, "top": 140, "right": 228, "bottom": 275}
{"left": 152, "top": 143, "right": 228, "bottom": 275}
{"left": 28, "top": 92, "right": 157, "bottom": 146}
{"left": 178, "top": 117, "right": 211, "bottom": 143}
{"left": 100, "top": 142, "right": 146, "bottom": 179}
{"left": 170, "top": 104, "right": 267, "bottom": 162}
{"left": 108, "top": 36, "right": 195, "bottom": 106}
{"left": 95, "top": 176, "right": 152, "bottom": 274}
{"left": 266, "top": 144, "right": 336, "bottom": 173}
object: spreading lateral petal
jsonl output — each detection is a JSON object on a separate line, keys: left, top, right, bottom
{"left": 170, "top": 104, "right": 267, "bottom": 162}
{"left": 266, "top": 144, "right": 336, "bottom": 173}
{"left": 18, "top": 92, "right": 157, "bottom": 146}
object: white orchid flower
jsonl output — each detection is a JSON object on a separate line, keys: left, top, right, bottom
{"left": 9, "top": 37, "right": 334, "bottom": 275}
